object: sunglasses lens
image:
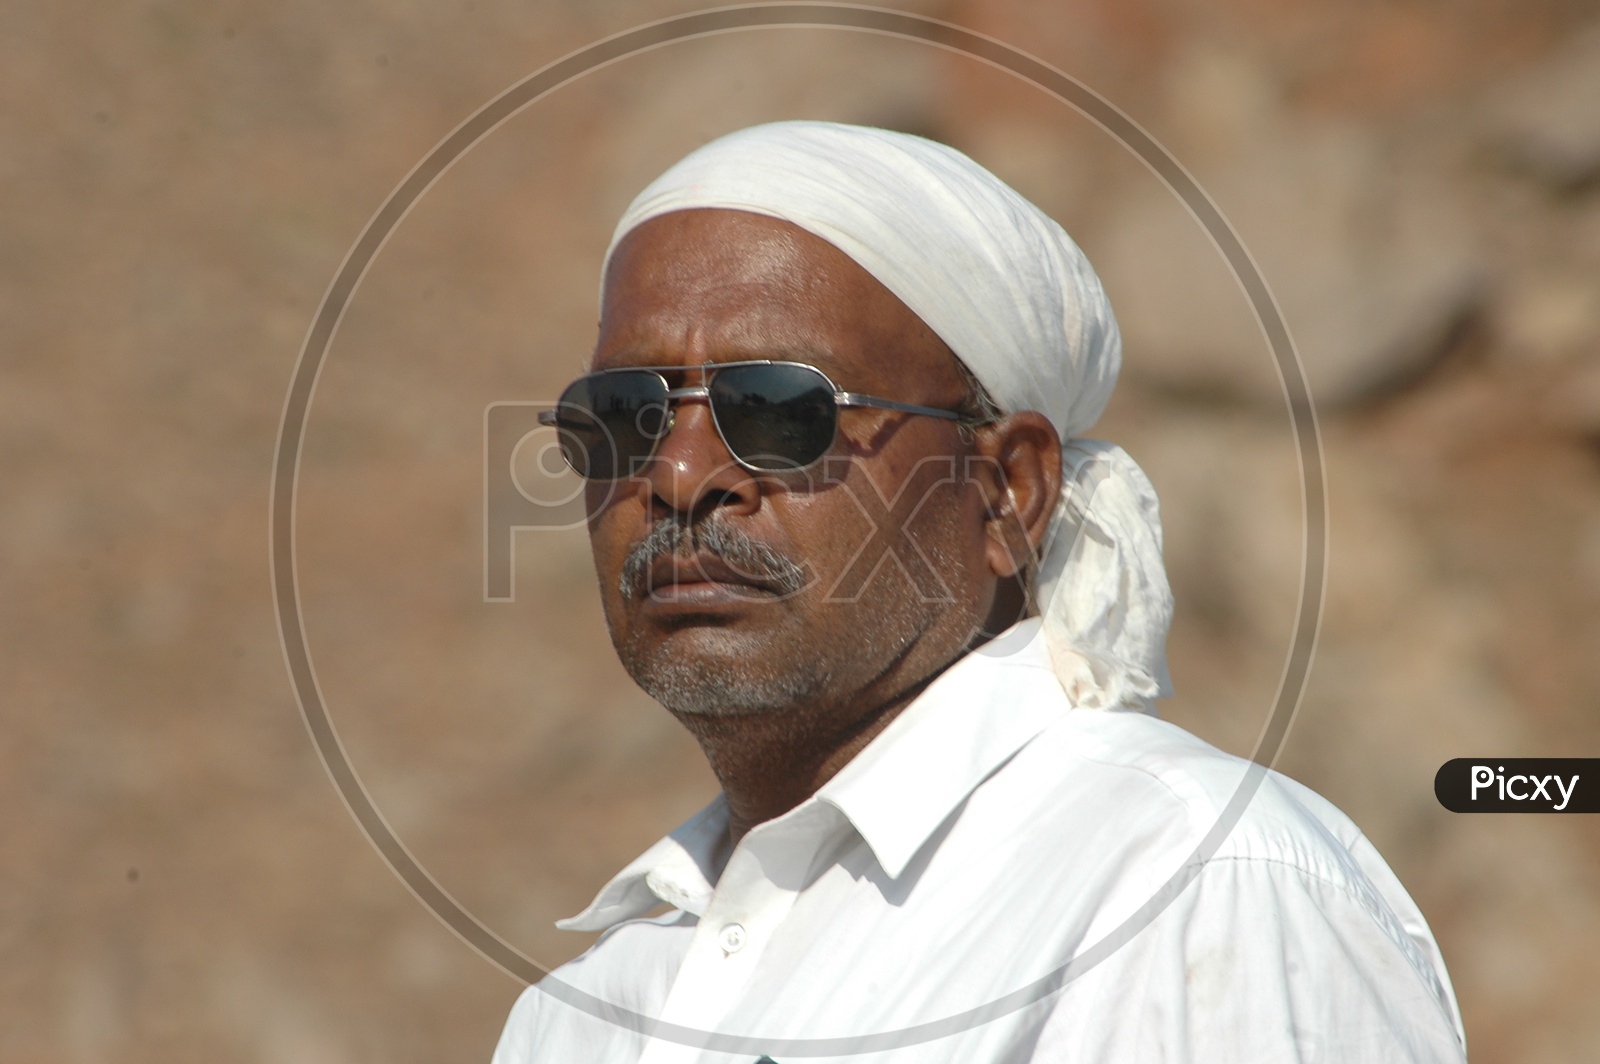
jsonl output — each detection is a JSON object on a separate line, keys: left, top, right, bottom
{"left": 554, "top": 371, "right": 668, "bottom": 479}
{"left": 710, "top": 364, "right": 837, "bottom": 471}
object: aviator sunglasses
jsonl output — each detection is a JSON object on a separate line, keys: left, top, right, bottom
{"left": 538, "top": 360, "right": 987, "bottom": 479}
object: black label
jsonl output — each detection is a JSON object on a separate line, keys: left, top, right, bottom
{"left": 1435, "top": 759, "right": 1600, "bottom": 813}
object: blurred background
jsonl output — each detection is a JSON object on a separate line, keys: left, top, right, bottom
{"left": 4, "top": 0, "right": 1599, "bottom": 1060}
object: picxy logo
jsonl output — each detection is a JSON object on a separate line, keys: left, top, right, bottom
{"left": 1435, "top": 758, "right": 1597, "bottom": 813}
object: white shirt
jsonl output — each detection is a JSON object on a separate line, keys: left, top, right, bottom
{"left": 492, "top": 620, "right": 1468, "bottom": 1063}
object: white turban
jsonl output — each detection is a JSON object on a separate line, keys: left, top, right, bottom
{"left": 603, "top": 121, "right": 1173, "bottom": 711}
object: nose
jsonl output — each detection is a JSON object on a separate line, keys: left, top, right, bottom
{"left": 639, "top": 396, "right": 760, "bottom": 521}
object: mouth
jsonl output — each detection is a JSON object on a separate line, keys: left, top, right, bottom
{"left": 618, "top": 515, "right": 809, "bottom": 608}
{"left": 644, "top": 552, "right": 785, "bottom": 605}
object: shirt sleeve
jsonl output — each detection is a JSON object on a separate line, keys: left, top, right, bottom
{"left": 1028, "top": 854, "right": 1469, "bottom": 1064}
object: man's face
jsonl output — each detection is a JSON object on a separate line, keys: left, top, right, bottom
{"left": 585, "top": 208, "right": 999, "bottom": 724}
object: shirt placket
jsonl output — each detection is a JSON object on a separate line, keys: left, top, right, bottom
{"left": 637, "top": 802, "right": 840, "bottom": 1064}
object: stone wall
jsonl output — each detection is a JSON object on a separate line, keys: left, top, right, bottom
{"left": 3, "top": 1, "right": 1597, "bottom": 1061}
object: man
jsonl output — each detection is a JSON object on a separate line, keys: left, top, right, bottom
{"left": 494, "top": 122, "right": 1467, "bottom": 1062}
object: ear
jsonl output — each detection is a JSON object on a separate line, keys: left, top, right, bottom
{"left": 969, "top": 411, "right": 1062, "bottom": 580}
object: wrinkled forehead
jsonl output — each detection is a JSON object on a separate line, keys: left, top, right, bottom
{"left": 592, "top": 208, "right": 960, "bottom": 393}
{"left": 601, "top": 209, "right": 856, "bottom": 315}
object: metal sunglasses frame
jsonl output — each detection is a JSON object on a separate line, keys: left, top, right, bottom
{"left": 536, "top": 359, "right": 990, "bottom": 476}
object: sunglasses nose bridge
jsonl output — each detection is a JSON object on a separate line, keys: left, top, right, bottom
{"left": 661, "top": 383, "right": 710, "bottom": 405}
{"left": 653, "top": 384, "right": 713, "bottom": 450}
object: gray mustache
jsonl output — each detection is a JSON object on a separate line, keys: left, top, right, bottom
{"left": 619, "top": 516, "right": 808, "bottom": 600}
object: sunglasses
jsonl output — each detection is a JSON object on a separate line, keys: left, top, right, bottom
{"left": 537, "top": 360, "right": 986, "bottom": 479}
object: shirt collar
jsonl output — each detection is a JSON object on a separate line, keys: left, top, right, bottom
{"left": 557, "top": 619, "right": 1066, "bottom": 932}
{"left": 814, "top": 618, "right": 1065, "bottom": 877}
{"left": 556, "top": 794, "right": 729, "bottom": 932}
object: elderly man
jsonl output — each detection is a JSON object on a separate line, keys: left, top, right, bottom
{"left": 493, "top": 122, "right": 1467, "bottom": 1062}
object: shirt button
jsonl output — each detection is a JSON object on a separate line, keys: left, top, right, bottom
{"left": 718, "top": 922, "right": 747, "bottom": 954}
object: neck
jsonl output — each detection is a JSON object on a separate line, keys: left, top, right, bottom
{"left": 675, "top": 613, "right": 1020, "bottom": 844}
{"left": 671, "top": 678, "right": 927, "bottom": 844}
{"left": 666, "top": 587, "right": 1026, "bottom": 846}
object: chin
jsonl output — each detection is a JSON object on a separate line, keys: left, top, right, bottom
{"left": 634, "top": 657, "right": 829, "bottom": 718}
{"left": 619, "top": 626, "right": 831, "bottom": 717}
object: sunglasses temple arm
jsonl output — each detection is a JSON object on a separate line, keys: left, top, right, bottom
{"left": 835, "top": 392, "right": 966, "bottom": 421}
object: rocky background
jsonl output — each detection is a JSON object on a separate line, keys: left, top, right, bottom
{"left": 4, "top": 0, "right": 1599, "bottom": 1061}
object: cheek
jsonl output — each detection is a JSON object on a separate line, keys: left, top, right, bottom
{"left": 906, "top": 480, "right": 988, "bottom": 596}
{"left": 584, "top": 476, "right": 638, "bottom": 521}
{"left": 791, "top": 461, "right": 980, "bottom": 605}
{"left": 770, "top": 485, "right": 872, "bottom": 583}
{"left": 584, "top": 481, "right": 642, "bottom": 592}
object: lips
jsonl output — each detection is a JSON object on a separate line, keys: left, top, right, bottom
{"left": 645, "top": 552, "right": 783, "bottom": 600}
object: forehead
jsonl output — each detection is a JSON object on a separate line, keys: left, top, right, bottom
{"left": 594, "top": 209, "right": 953, "bottom": 387}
